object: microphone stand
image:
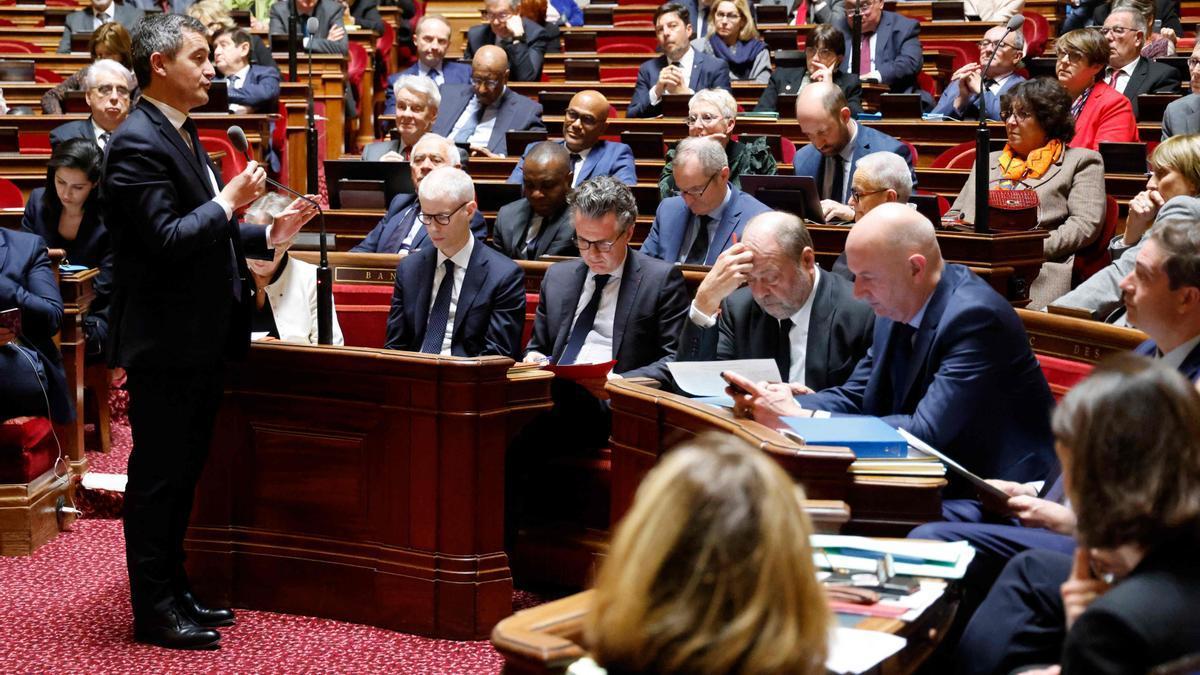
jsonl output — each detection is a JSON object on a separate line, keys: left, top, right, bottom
{"left": 850, "top": 9, "right": 862, "bottom": 77}
{"left": 306, "top": 33, "right": 319, "bottom": 197}
{"left": 287, "top": 0, "right": 298, "bottom": 82}
{"left": 973, "top": 18, "right": 1022, "bottom": 234}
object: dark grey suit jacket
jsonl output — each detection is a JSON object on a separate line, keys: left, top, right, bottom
{"left": 1119, "top": 56, "right": 1182, "bottom": 115}
{"left": 492, "top": 199, "right": 578, "bottom": 260}
{"left": 360, "top": 138, "right": 408, "bottom": 161}
{"left": 677, "top": 270, "right": 875, "bottom": 391}
{"left": 464, "top": 19, "right": 550, "bottom": 82}
{"left": 58, "top": 5, "right": 145, "bottom": 53}
{"left": 269, "top": 0, "right": 349, "bottom": 54}
{"left": 1162, "top": 93, "right": 1200, "bottom": 140}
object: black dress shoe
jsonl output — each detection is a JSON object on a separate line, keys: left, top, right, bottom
{"left": 176, "top": 589, "right": 236, "bottom": 627}
{"left": 134, "top": 606, "right": 221, "bottom": 650}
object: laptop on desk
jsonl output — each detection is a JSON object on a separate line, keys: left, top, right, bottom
{"left": 740, "top": 174, "right": 827, "bottom": 224}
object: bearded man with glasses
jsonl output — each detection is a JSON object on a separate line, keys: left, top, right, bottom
{"left": 384, "top": 165, "right": 525, "bottom": 358}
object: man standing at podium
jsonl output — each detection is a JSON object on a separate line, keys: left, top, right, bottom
{"left": 104, "top": 14, "right": 318, "bottom": 650}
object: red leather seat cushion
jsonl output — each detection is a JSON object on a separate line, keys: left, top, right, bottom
{"left": 0, "top": 417, "right": 55, "bottom": 484}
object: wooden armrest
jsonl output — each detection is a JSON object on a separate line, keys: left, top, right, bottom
{"left": 491, "top": 590, "right": 594, "bottom": 674}
{"left": 803, "top": 499, "right": 852, "bottom": 532}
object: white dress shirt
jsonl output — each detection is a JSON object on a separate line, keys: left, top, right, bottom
{"left": 91, "top": 119, "right": 110, "bottom": 149}
{"left": 227, "top": 64, "right": 251, "bottom": 89}
{"left": 678, "top": 186, "right": 732, "bottom": 263}
{"left": 398, "top": 203, "right": 422, "bottom": 250}
{"left": 1106, "top": 58, "right": 1140, "bottom": 95}
{"left": 823, "top": 122, "right": 858, "bottom": 202}
{"left": 92, "top": 6, "right": 112, "bottom": 30}
{"left": 429, "top": 236, "right": 475, "bottom": 355}
{"left": 571, "top": 253, "right": 626, "bottom": 366}
{"left": 418, "top": 62, "right": 445, "bottom": 86}
{"left": 569, "top": 145, "right": 592, "bottom": 187}
{"left": 1162, "top": 334, "right": 1200, "bottom": 373}
{"left": 448, "top": 93, "right": 503, "bottom": 152}
{"left": 648, "top": 46, "right": 696, "bottom": 106}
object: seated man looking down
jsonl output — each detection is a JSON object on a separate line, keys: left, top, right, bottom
{"left": 642, "top": 136, "right": 771, "bottom": 266}
{"left": 678, "top": 211, "right": 875, "bottom": 391}
{"left": 362, "top": 75, "right": 439, "bottom": 161}
{"left": 464, "top": 0, "right": 551, "bottom": 82}
{"left": 494, "top": 141, "right": 578, "bottom": 260}
{"left": 792, "top": 82, "right": 915, "bottom": 223}
{"left": 834, "top": 0, "right": 922, "bottom": 97}
{"left": 351, "top": 133, "right": 487, "bottom": 254}
{"left": 729, "top": 203, "right": 1057, "bottom": 486}
{"left": 628, "top": 2, "right": 733, "bottom": 119}
{"left": 508, "top": 90, "right": 637, "bottom": 187}
{"left": 212, "top": 27, "right": 281, "bottom": 114}
{"left": 50, "top": 59, "right": 135, "bottom": 150}
{"left": 830, "top": 150, "right": 915, "bottom": 279}
{"left": 384, "top": 166, "right": 525, "bottom": 358}
{"left": 431, "top": 45, "right": 546, "bottom": 158}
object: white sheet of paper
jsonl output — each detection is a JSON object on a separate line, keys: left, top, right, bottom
{"left": 667, "top": 359, "right": 782, "bottom": 397}
{"left": 825, "top": 627, "right": 907, "bottom": 674}
{"left": 251, "top": 332, "right": 270, "bottom": 341}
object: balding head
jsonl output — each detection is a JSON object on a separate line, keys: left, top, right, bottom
{"left": 845, "top": 203, "right": 943, "bottom": 322}
{"left": 564, "top": 90, "right": 611, "bottom": 152}
{"left": 851, "top": 152, "right": 912, "bottom": 221}
{"left": 740, "top": 211, "right": 819, "bottom": 319}
{"left": 410, "top": 132, "right": 460, "bottom": 185}
{"left": 795, "top": 81, "right": 853, "bottom": 157}
{"left": 471, "top": 45, "right": 509, "bottom": 106}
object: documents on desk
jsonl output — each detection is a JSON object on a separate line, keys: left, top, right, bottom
{"left": 812, "top": 535, "right": 976, "bottom": 579}
{"left": 667, "top": 358, "right": 780, "bottom": 397}
{"left": 826, "top": 627, "right": 907, "bottom": 675}
{"left": 779, "top": 416, "right": 908, "bottom": 458}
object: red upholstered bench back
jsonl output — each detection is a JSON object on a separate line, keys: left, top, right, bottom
{"left": 0, "top": 417, "right": 55, "bottom": 484}
{"left": 332, "top": 284, "right": 541, "bottom": 350}
{"left": 1036, "top": 354, "right": 1094, "bottom": 402}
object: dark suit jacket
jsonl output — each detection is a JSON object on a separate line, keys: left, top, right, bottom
{"left": 349, "top": 0, "right": 384, "bottom": 33}
{"left": 1118, "top": 56, "right": 1182, "bottom": 115}
{"left": 507, "top": 139, "right": 638, "bottom": 186}
{"left": 835, "top": 11, "right": 922, "bottom": 94}
{"left": 799, "top": 263, "right": 1056, "bottom": 483}
{"left": 359, "top": 138, "right": 409, "bottom": 161}
{"left": 0, "top": 229, "right": 72, "bottom": 422}
{"left": 102, "top": 99, "right": 272, "bottom": 370}
{"left": 431, "top": 85, "right": 546, "bottom": 156}
{"left": 641, "top": 186, "right": 771, "bottom": 265}
{"left": 753, "top": 66, "right": 864, "bottom": 115}
{"left": 49, "top": 118, "right": 96, "bottom": 149}
{"left": 1063, "top": 544, "right": 1200, "bottom": 675}
{"left": 22, "top": 188, "right": 113, "bottom": 354}
{"left": 931, "top": 72, "right": 1025, "bottom": 121}
{"left": 628, "top": 50, "right": 733, "bottom": 118}
{"left": 269, "top": 0, "right": 349, "bottom": 54}
{"left": 383, "top": 240, "right": 526, "bottom": 358}
{"left": 127, "top": 0, "right": 196, "bottom": 15}
{"left": 678, "top": 272, "right": 875, "bottom": 391}
{"left": 525, "top": 250, "right": 689, "bottom": 383}
{"left": 792, "top": 123, "right": 917, "bottom": 196}
{"left": 492, "top": 199, "right": 577, "bottom": 260}
{"left": 464, "top": 19, "right": 551, "bottom": 82}
{"left": 219, "top": 64, "right": 281, "bottom": 113}
{"left": 1136, "top": 338, "right": 1200, "bottom": 380}
{"left": 350, "top": 192, "right": 487, "bottom": 253}
{"left": 58, "top": 4, "right": 145, "bottom": 53}
{"left": 383, "top": 61, "right": 472, "bottom": 114}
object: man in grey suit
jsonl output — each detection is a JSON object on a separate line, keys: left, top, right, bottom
{"left": 1162, "top": 95, "right": 1200, "bottom": 139}
{"left": 1055, "top": 195, "right": 1200, "bottom": 323}
{"left": 269, "top": 0, "right": 349, "bottom": 54}
{"left": 493, "top": 142, "right": 578, "bottom": 260}
{"left": 677, "top": 210, "right": 874, "bottom": 392}
{"left": 58, "top": 0, "right": 145, "bottom": 53}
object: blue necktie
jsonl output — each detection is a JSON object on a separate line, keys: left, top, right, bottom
{"left": 429, "top": 69, "right": 441, "bottom": 85}
{"left": 684, "top": 215, "right": 712, "bottom": 265}
{"left": 889, "top": 322, "right": 916, "bottom": 410}
{"left": 558, "top": 274, "right": 610, "bottom": 365}
{"left": 454, "top": 99, "right": 482, "bottom": 144}
{"left": 420, "top": 259, "right": 456, "bottom": 354}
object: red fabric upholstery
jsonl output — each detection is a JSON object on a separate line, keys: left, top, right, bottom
{"left": 0, "top": 417, "right": 55, "bottom": 484}
{"left": 348, "top": 41, "right": 368, "bottom": 90}
{"left": 34, "top": 68, "right": 62, "bottom": 84}
{"left": 0, "top": 39, "right": 38, "bottom": 53}
{"left": 599, "top": 66, "right": 640, "bottom": 82}
{"left": 596, "top": 38, "right": 657, "bottom": 53}
{"left": 18, "top": 131, "right": 51, "bottom": 155}
{"left": 1036, "top": 354, "right": 1093, "bottom": 402}
{"left": 901, "top": 139, "right": 919, "bottom": 167}
{"left": 0, "top": 177, "right": 23, "bottom": 208}
{"left": 332, "top": 283, "right": 392, "bottom": 348}
{"left": 375, "top": 21, "right": 394, "bottom": 63}
{"left": 923, "top": 41, "right": 977, "bottom": 72}
{"left": 197, "top": 131, "right": 249, "bottom": 183}
{"left": 1073, "top": 195, "right": 1120, "bottom": 286}
{"left": 1021, "top": 11, "right": 1049, "bottom": 57}
{"left": 931, "top": 140, "right": 976, "bottom": 170}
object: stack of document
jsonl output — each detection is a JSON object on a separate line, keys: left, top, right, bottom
{"left": 811, "top": 535, "right": 976, "bottom": 580}
{"left": 849, "top": 443, "right": 947, "bottom": 477}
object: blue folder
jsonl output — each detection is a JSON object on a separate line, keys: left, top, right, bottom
{"left": 779, "top": 415, "right": 907, "bottom": 458}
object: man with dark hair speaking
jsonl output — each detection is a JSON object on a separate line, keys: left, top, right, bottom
{"left": 104, "top": 13, "right": 318, "bottom": 650}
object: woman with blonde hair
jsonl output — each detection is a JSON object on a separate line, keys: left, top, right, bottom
{"left": 574, "top": 433, "right": 830, "bottom": 675}
{"left": 693, "top": 0, "right": 770, "bottom": 83}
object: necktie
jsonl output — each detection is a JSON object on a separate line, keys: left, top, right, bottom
{"left": 421, "top": 259, "right": 456, "bottom": 354}
{"left": 429, "top": 69, "right": 441, "bottom": 85}
{"left": 184, "top": 117, "right": 240, "bottom": 300}
{"left": 569, "top": 152, "right": 583, "bottom": 185}
{"left": 227, "top": 74, "right": 239, "bottom": 89}
{"left": 559, "top": 274, "right": 611, "bottom": 365}
{"left": 829, "top": 155, "right": 845, "bottom": 202}
{"left": 888, "top": 322, "right": 916, "bottom": 410}
{"left": 524, "top": 215, "right": 542, "bottom": 259}
{"left": 97, "top": 11, "right": 110, "bottom": 24}
{"left": 454, "top": 99, "right": 482, "bottom": 144}
{"left": 685, "top": 214, "right": 712, "bottom": 265}
{"left": 859, "top": 33, "right": 872, "bottom": 74}
{"left": 776, "top": 318, "right": 794, "bottom": 382}
{"left": 1108, "top": 68, "right": 1121, "bottom": 88}
{"left": 98, "top": 131, "right": 110, "bottom": 147}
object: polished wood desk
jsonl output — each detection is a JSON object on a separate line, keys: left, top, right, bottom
{"left": 186, "top": 343, "right": 554, "bottom": 640}
{"left": 491, "top": 583, "right": 959, "bottom": 675}
{"left": 55, "top": 265, "right": 96, "bottom": 480}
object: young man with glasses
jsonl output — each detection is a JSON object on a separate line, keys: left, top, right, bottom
{"left": 431, "top": 45, "right": 546, "bottom": 157}
{"left": 508, "top": 90, "right": 638, "bottom": 187}
{"left": 931, "top": 25, "right": 1026, "bottom": 121}
{"left": 384, "top": 165, "right": 525, "bottom": 358}
{"left": 643, "top": 136, "right": 771, "bottom": 265}
{"left": 463, "top": 0, "right": 550, "bottom": 82}
{"left": 628, "top": 2, "right": 733, "bottom": 118}
{"left": 1102, "top": 7, "right": 1181, "bottom": 115}
{"left": 50, "top": 59, "right": 135, "bottom": 150}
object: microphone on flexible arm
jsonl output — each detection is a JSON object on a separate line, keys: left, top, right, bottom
{"left": 305, "top": 16, "right": 320, "bottom": 198}
{"left": 227, "top": 125, "right": 333, "bottom": 346}
{"left": 287, "top": 0, "right": 298, "bottom": 82}
{"left": 850, "top": 7, "right": 862, "bottom": 77}
{"left": 973, "top": 13, "right": 1025, "bottom": 234}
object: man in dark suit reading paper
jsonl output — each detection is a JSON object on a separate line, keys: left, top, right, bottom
{"left": 104, "top": 13, "right": 319, "bottom": 651}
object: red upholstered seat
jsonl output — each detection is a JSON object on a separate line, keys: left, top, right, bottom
{"left": 0, "top": 417, "right": 56, "bottom": 484}
{"left": 1072, "top": 195, "right": 1120, "bottom": 287}
{"left": 1021, "top": 11, "right": 1049, "bottom": 57}
{"left": 931, "top": 140, "right": 976, "bottom": 170}
{"left": 1036, "top": 354, "right": 1093, "bottom": 402}
{"left": 17, "top": 131, "right": 50, "bottom": 155}
{"left": 197, "top": 130, "right": 248, "bottom": 183}
{"left": 332, "top": 283, "right": 392, "bottom": 348}
{"left": 0, "top": 177, "right": 23, "bottom": 208}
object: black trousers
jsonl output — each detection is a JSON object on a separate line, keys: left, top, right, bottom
{"left": 123, "top": 365, "right": 224, "bottom": 620}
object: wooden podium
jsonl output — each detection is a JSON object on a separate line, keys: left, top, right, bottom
{"left": 185, "top": 343, "right": 553, "bottom": 640}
